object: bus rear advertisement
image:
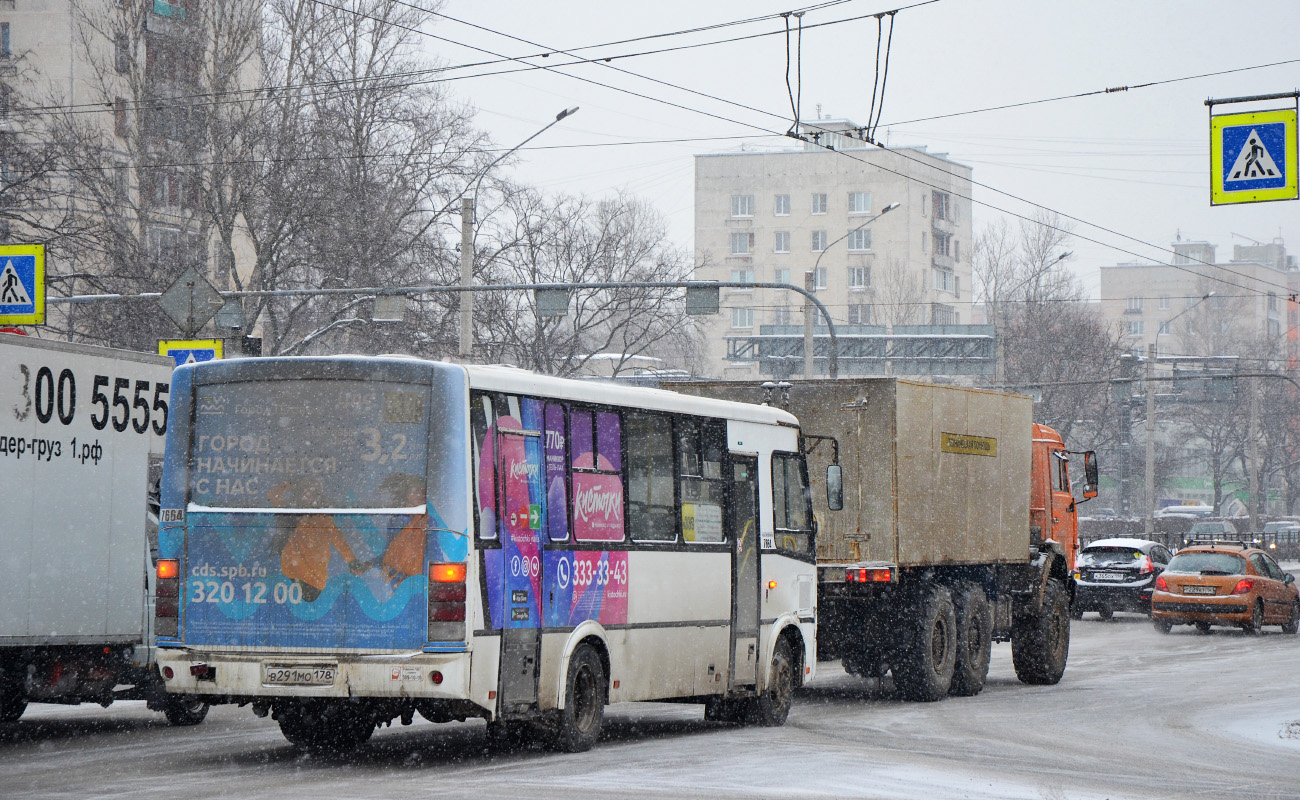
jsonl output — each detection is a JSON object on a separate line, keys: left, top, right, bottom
{"left": 156, "top": 358, "right": 818, "bottom": 752}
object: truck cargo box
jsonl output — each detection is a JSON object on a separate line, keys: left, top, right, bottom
{"left": 0, "top": 336, "right": 172, "bottom": 646}
{"left": 671, "top": 378, "right": 1034, "bottom": 568}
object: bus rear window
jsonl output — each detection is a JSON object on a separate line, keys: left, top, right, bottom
{"left": 190, "top": 380, "right": 429, "bottom": 509}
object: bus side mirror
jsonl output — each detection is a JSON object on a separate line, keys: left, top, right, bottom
{"left": 1082, "top": 451, "right": 1099, "bottom": 499}
{"left": 827, "top": 464, "right": 843, "bottom": 511}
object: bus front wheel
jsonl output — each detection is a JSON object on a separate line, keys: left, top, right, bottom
{"left": 554, "top": 644, "right": 605, "bottom": 752}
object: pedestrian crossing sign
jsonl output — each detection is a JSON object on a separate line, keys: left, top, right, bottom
{"left": 0, "top": 244, "right": 45, "bottom": 326}
{"left": 1210, "top": 108, "right": 1298, "bottom": 205}
{"left": 159, "top": 339, "right": 224, "bottom": 366}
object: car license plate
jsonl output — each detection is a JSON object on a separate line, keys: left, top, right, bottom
{"left": 1092, "top": 572, "right": 1125, "bottom": 581}
{"left": 1182, "top": 585, "right": 1217, "bottom": 595}
{"left": 262, "top": 663, "right": 337, "bottom": 686}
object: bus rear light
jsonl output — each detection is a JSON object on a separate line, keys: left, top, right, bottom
{"left": 846, "top": 567, "right": 892, "bottom": 584}
{"left": 428, "top": 562, "right": 467, "bottom": 639}
{"left": 155, "top": 559, "right": 181, "bottom": 638}
{"left": 157, "top": 559, "right": 180, "bottom": 580}
{"left": 430, "top": 671, "right": 443, "bottom": 685}
{"left": 162, "top": 666, "right": 174, "bottom": 680}
{"left": 430, "top": 563, "right": 466, "bottom": 583}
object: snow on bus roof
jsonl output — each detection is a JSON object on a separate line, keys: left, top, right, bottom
{"left": 463, "top": 364, "right": 797, "bottom": 427}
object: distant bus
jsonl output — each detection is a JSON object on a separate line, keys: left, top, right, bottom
{"left": 155, "top": 358, "right": 818, "bottom": 751}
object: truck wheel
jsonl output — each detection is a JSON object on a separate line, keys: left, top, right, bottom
{"left": 162, "top": 695, "right": 209, "bottom": 726}
{"left": 0, "top": 692, "right": 26, "bottom": 723}
{"left": 553, "top": 644, "right": 605, "bottom": 752}
{"left": 893, "top": 585, "right": 957, "bottom": 702}
{"left": 949, "top": 584, "right": 992, "bottom": 697}
{"left": 1012, "top": 578, "right": 1070, "bottom": 685}
{"left": 276, "top": 702, "right": 374, "bottom": 753}
{"left": 754, "top": 638, "right": 795, "bottom": 726}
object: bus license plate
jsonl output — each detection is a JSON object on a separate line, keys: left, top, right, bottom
{"left": 1182, "top": 585, "right": 1217, "bottom": 595}
{"left": 262, "top": 663, "right": 337, "bottom": 686}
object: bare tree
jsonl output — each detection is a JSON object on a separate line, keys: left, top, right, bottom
{"left": 470, "top": 187, "right": 701, "bottom": 377}
{"left": 872, "top": 256, "right": 924, "bottom": 328}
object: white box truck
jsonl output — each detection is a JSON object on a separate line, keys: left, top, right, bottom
{"left": 0, "top": 335, "right": 207, "bottom": 724}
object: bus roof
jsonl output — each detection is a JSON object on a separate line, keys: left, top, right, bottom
{"left": 464, "top": 364, "right": 798, "bottom": 427}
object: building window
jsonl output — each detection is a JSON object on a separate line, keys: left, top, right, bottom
{"left": 114, "top": 97, "right": 128, "bottom": 138}
{"left": 953, "top": 240, "right": 960, "bottom": 262}
{"left": 933, "top": 230, "right": 951, "bottom": 257}
{"left": 1158, "top": 321, "right": 1171, "bottom": 335}
{"left": 115, "top": 34, "right": 130, "bottom": 74}
{"left": 933, "top": 268, "right": 956, "bottom": 294}
{"left": 811, "top": 230, "right": 827, "bottom": 252}
{"left": 847, "top": 228, "right": 871, "bottom": 251}
{"left": 730, "top": 232, "right": 754, "bottom": 255}
{"left": 731, "top": 307, "right": 754, "bottom": 329}
{"left": 1127, "top": 296, "right": 1143, "bottom": 312}
{"left": 772, "top": 306, "right": 791, "bottom": 325}
{"left": 1, "top": 23, "right": 9, "bottom": 59}
{"left": 113, "top": 161, "right": 128, "bottom": 201}
{"left": 1159, "top": 295, "right": 1170, "bottom": 310}
{"left": 848, "top": 191, "right": 871, "bottom": 215}
{"left": 932, "top": 303, "right": 956, "bottom": 325}
{"left": 1209, "top": 294, "right": 1228, "bottom": 309}
{"left": 920, "top": 193, "right": 927, "bottom": 216}
{"left": 730, "top": 268, "right": 754, "bottom": 285}
{"left": 0, "top": 84, "right": 9, "bottom": 120}
{"left": 813, "top": 267, "right": 827, "bottom": 290}
{"left": 848, "top": 304, "right": 870, "bottom": 325}
{"left": 1269, "top": 318, "right": 1282, "bottom": 337}
{"left": 921, "top": 231, "right": 927, "bottom": 253}
{"left": 1128, "top": 321, "right": 1144, "bottom": 336}
{"left": 774, "top": 231, "right": 790, "bottom": 253}
{"left": 849, "top": 266, "right": 870, "bottom": 289}
{"left": 811, "top": 193, "right": 827, "bottom": 215}
{"left": 1268, "top": 292, "right": 1278, "bottom": 311}
{"left": 731, "top": 194, "right": 754, "bottom": 217}
{"left": 932, "top": 191, "right": 951, "bottom": 221}
{"left": 774, "top": 194, "right": 790, "bottom": 216}
{"left": 774, "top": 267, "right": 790, "bottom": 285}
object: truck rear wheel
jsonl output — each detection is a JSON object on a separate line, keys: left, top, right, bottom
{"left": 949, "top": 583, "right": 992, "bottom": 697}
{"left": 893, "top": 585, "right": 956, "bottom": 702}
{"left": 1012, "top": 578, "right": 1070, "bottom": 685}
{"left": 162, "top": 695, "right": 209, "bottom": 727}
{"left": 0, "top": 692, "right": 26, "bottom": 723}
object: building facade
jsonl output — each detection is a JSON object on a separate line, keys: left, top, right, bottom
{"left": 693, "top": 120, "right": 975, "bottom": 380}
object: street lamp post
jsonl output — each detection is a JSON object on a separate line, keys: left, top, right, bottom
{"left": 457, "top": 107, "right": 579, "bottom": 358}
{"left": 803, "top": 202, "right": 899, "bottom": 378}
{"left": 1144, "top": 291, "right": 1215, "bottom": 536}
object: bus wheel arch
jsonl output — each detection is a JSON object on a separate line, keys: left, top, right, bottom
{"left": 768, "top": 620, "right": 807, "bottom": 690}
{"left": 554, "top": 623, "right": 610, "bottom": 711}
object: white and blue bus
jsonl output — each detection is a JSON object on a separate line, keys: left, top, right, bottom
{"left": 155, "top": 357, "right": 820, "bottom": 751}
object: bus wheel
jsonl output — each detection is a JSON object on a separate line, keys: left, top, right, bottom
{"left": 893, "top": 584, "right": 957, "bottom": 701}
{"left": 554, "top": 645, "right": 604, "bottom": 753}
{"left": 162, "top": 695, "right": 209, "bottom": 726}
{"left": 754, "top": 638, "right": 795, "bottom": 726}
{"left": 1012, "top": 578, "right": 1070, "bottom": 685}
{"left": 0, "top": 692, "right": 26, "bottom": 723}
{"left": 949, "top": 583, "right": 992, "bottom": 697}
{"left": 277, "top": 702, "right": 374, "bottom": 753}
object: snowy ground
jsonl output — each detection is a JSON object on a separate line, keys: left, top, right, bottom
{"left": 4, "top": 599, "right": 1299, "bottom": 798}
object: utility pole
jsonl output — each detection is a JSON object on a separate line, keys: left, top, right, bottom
{"left": 1248, "top": 375, "right": 1260, "bottom": 530}
{"left": 803, "top": 270, "right": 816, "bottom": 378}
{"left": 458, "top": 197, "right": 474, "bottom": 358}
{"left": 1144, "top": 343, "right": 1156, "bottom": 538}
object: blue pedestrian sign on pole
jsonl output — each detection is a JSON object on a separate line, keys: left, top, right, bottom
{"left": 0, "top": 244, "right": 45, "bottom": 326}
{"left": 158, "top": 339, "right": 224, "bottom": 367}
{"left": 1210, "top": 107, "right": 1298, "bottom": 205}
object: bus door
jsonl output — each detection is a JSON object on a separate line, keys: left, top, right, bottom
{"left": 728, "top": 455, "right": 761, "bottom": 690}
{"left": 495, "top": 428, "right": 545, "bottom": 715}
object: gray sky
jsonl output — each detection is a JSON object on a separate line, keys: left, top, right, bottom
{"left": 423, "top": 0, "right": 1300, "bottom": 298}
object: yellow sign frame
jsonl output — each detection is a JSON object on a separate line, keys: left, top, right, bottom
{"left": 941, "top": 432, "right": 998, "bottom": 457}
{"left": 158, "top": 339, "right": 224, "bottom": 363}
{"left": 0, "top": 244, "right": 46, "bottom": 325}
{"left": 1210, "top": 108, "right": 1298, "bottom": 205}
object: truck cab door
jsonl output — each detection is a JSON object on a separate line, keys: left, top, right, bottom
{"left": 1049, "top": 450, "right": 1078, "bottom": 569}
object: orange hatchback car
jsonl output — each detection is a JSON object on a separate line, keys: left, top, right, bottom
{"left": 1150, "top": 543, "right": 1299, "bottom": 634}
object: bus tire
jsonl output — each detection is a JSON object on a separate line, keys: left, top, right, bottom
{"left": 1012, "top": 578, "right": 1070, "bottom": 685}
{"left": 554, "top": 644, "right": 604, "bottom": 753}
{"left": 276, "top": 701, "right": 374, "bottom": 753}
{"left": 949, "top": 583, "right": 992, "bottom": 697}
{"left": 893, "top": 584, "right": 957, "bottom": 702}
{"left": 162, "top": 695, "right": 209, "bottom": 727}
{"left": 754, "top": 637, "right": 795, "bottom": 727}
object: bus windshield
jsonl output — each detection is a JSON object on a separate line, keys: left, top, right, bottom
{"left": 190, "top": 379, "right": 429, "bottom": 510}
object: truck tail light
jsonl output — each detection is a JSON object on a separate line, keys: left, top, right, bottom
{"left": 846, "top": 567, "right": 892, "bottom": 584}
{"left": 156, "top": 559, "right": 180, "bottom": 637}
{"left": 1231, "top": 578, "right": 1254, "bottom": 595}
{"left": 428, "top": 563, "right": 467, "bottom": 640}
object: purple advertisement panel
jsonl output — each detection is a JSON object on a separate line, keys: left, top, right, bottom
{"left": 543, "top": 550, "right": 629, "bottom": 626}
{"left": 481, "top": 400, "right": 546, "bottom": 629}
{"left": 572, "top": 472, "right": 624, "bottom": 541}
{"left": 544, "top": 403, "right": 568, "bottom": 543}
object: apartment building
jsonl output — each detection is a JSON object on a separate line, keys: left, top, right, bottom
{"left": 693, "top": 119, "right": 974, "bottom": 380}
{"left": 1100, "top": 238, "right": 1299, "bottom": 360}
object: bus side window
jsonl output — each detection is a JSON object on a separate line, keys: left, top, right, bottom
{"left": 543, "top": 402, "right": 569, "bottom": 542}
{"left": 678, "top": 417, "right": 727, "bottom": 544}
{"left": 626, "top": 412, "right": 676, "bottom": 542}
{"left": 470, "top": 392, "right": 496, "bottom": 540}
